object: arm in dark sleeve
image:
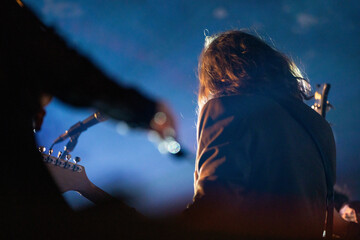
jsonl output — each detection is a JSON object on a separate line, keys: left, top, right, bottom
{"left": 5, "top": 1, "right": 157, "bottom": 128}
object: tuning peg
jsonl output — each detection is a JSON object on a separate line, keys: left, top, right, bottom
{"left": 57, "top": 151, "right": 62, "bottom": 158}
{"left": 48, "top": 148, "right": 54, "bottom": 155}
{"left": 326, "top": 101, "right": 334, "bottom": 110}
{"left": 311, "top": 103, "right": 322, "bottom": 109}
{"left": 65, "top": 154, "right": 71, "bottom": 161}
{"left": 74, "top": 156, "right": 81, "bottom": 164}
{"left": 38, "top": 146, "right": 46, "bottom": 153}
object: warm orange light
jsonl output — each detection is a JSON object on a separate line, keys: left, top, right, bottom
{"left": 16, "top": 0, "right": 24, "bottom": 7}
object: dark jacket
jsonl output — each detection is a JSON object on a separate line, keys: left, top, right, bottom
{"left": 188, "top": 93, "right": 336, "bottom": 239}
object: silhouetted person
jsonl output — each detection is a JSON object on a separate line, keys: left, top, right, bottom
{"left": 184, "top": 30, "right": 336, "bottom": 239}
{"left": 1, "top": 1, "right": 178, "bottom": 239}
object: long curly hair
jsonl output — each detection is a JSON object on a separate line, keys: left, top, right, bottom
{"left": 197, "top": 30, "right": 310, "bottom": 108}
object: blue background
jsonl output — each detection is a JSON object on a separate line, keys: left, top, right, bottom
{"left": 23, "top": 0, "right": 360, "bottom": 216}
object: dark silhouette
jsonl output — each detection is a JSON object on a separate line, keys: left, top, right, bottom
{"left": 1, "top": 1, "right": 179, "bottom": 239}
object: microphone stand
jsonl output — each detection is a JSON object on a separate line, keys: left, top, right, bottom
{"left": 59, "top": 132, "right": 81, "bottom": 160}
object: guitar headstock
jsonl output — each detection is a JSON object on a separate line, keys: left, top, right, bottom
{"left": 40, "top": 148, "right": 92, "bottom": 194}
{"left": 311, "top": 83, "right": 332, "bottom": 118}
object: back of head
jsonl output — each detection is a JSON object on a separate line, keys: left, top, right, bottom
{"left": 197, "top": 30, "right": 310, "bottom": 108}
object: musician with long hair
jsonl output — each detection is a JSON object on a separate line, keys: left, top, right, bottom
{"left": 185, "top": 30, "right": 336, "bottom": 239}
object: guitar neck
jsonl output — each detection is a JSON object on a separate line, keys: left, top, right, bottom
{"left": 78, "top": 182, "right": 114, "bottom": 204}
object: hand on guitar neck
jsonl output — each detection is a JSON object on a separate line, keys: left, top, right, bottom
{"left": 40, "top": 151, "right": 114, "bottom": 204}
